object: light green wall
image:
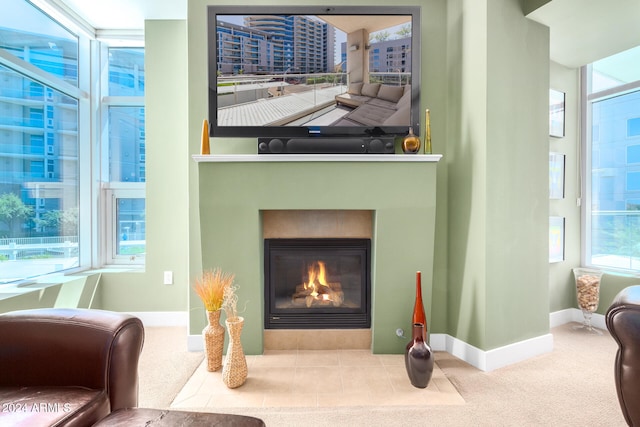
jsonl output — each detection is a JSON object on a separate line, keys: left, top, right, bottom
{"left": 99, "top": 20, "right": 190, "bottom": 312}
{"left": 426, "top": 1, "right": 451, "bottom": 339}
{"left": 196, "top": 161, "right": 438, "bottom": 354}
{"left": 521, "top": 0, "right": 553, "bottom": 15}
{"left": 93, "top": 0, "right": 640, "bottom": 346}
{"left": 185, "top": 0, "right": 451, "bottom": 346}
{"left": 185, "top": 0, "right": 556, "bottom": 352}
{"left": 485, "top": 0, "right": 550, "bottom": 347}
{"left": 3, "top": 0, "right": 636, "bottom": 347}
{"left": 549, "top": 61, "right": 581, "bottom": 312}
{"left": 445, "top": 0, "right": 490, "bottom": 348}
{"left": 445, "top": 0, "right": 550, "bottom": 350}
{"left": 151, "top": 0, "right": 556, "bottom": 352}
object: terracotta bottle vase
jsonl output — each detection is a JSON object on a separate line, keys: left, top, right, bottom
{"left": 412, "top": 271, "right": 427, "bottom": 340}
{"left": 203, "top": 310, "right": 224, "bottom": 372}
{"left": 222, "top": 317, "right": 248, "bottom": 388}
{"left": 404, "top": 322, "right": 434, "bottom": 388}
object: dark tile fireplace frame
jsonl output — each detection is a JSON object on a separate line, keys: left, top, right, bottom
{"left": 264, "top": 238, "right": 371, "bottom": 330}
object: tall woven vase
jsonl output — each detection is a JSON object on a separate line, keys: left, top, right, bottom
{"left": 204, "top": 310, "right": 224, "bottom": 372}
{"left": 222, "top": 317, "right": 247, "bottom": 388}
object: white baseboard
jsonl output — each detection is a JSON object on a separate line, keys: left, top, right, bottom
{"left": 549, "top": 308, "right": 606, "bottom": 330}
{"left": 429, "top": 332, "right": 554, "bottom": 372}
{"left": 188, "top": 330, "right": 554, "bottom": 372}
{"left": 127, "top": 311, "right": 188, "bottom": 327}
{"left": 152, "top": 309, "right": 607, "bottom": 372}
{"left": 428, "top": 309, "right": 606, "bottom": 372}
{"left": 188, "top": 334, "right": 204, "bottom": 352}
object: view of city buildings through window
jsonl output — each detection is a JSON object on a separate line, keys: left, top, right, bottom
{"left": 0, "top": 0, "right": 145, "bottom": 283}
{"left": 107, "top": 48, "right": 146, "bottom": 262}
{"left": 0, "top": 1, "right": 80, "bottom": 283}
{"left": 586, "top": 45, "right": 640, "bottom": 271}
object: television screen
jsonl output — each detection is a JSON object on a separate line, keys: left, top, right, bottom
{"left": 207, "top": 6, "right": 421, "bottom": 140}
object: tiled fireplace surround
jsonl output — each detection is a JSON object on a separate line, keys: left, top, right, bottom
{"left": 262, "top": 209, "right": 373, "bottom": 349}
{"left": 192, "top": 154, "right": 441, "bottom": 355}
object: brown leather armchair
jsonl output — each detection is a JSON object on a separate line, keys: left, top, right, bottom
{"left": 0, "top": 308, "right": 144, "bottom": 426}
{"left": 606, "top": 285, "right": 640, "bottom": 426}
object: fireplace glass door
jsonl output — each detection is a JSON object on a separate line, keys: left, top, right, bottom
{"left": 264, "top": 238, "right": 371, "bottom": 329}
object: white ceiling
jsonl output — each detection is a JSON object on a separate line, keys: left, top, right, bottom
{"left": 56, "top": 0, "right": 186, "bottom": 30}
{"left": 527, "top": 0, "right": 640, "bottom": 68}
{"left": 317, "top": 15, "right": 412, "bottom": 35}
{"left": 56, "top": 0, "right": 639, "bottom": 68}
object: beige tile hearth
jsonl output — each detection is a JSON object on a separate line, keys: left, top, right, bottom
{"left": 264, "top": 329, "right": 372, "bottom": 350}
{"left": 170, "top": 350, "right": 465, "bottom": 410}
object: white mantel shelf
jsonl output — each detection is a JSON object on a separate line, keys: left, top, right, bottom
{"left": 193, "top": 154, "right": 442, "bottom": 163}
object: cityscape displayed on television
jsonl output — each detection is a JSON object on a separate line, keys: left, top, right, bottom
{"left": 213, "top": 14, "right": 413, "bottom": 128}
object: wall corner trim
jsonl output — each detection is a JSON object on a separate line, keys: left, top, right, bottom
{"left": 184, "top": 312, "right": 606, "bottom": 371}
{"left": 430, "top": 332, "right": 554, "bottom": 372}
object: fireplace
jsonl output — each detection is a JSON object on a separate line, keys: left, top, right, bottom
{"left": 264, "top": 238, "right": 371, "bottom": 329}
{"left": 195, "top": 157, "right": 440, "bottom": 354}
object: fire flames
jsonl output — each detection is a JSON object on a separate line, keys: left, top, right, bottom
{"left": 292, "top": 261, "right": 344, "bottom": 308}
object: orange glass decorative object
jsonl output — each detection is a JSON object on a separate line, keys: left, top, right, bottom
{"left": 201, "top": 119, "right": 210, "bottom": 155}
{"left": 412, "top": 271, "right": 427, "bottom": 340}
{"left": 402, "top": 127, "right": 421, "bottom": 154}
{"left": 404, "top": 322, "right": 433, "bottom": 388}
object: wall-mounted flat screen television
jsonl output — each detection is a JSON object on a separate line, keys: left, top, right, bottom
{"left": 207, "top": 6, "right": 421, "bottom": 140}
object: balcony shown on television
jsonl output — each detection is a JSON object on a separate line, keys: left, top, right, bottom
{"left": 207, "top": 6, "right": 421, "bottom": 139}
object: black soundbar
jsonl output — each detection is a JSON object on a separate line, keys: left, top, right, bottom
{"left": 258, "top": 137, "right": 395, "bottom": 154}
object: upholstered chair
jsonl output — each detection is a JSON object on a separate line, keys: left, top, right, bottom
{"left": 606, "top": 285, "right": 640, "bottom": 426}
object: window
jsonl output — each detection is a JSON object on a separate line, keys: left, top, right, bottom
{"left": 104, "top": 188, "right": 145, "bottom": 263}
{"left": 584, "top": 45, "right": 640, "bottom": 272}
{"left": 0, "top": 0, "right": 145, "bottom": 284}
{"left": 0, "top": 1, "right": 78, "bottom": 86}
{"left": 108, "top": 107, "right": 146, "bottom": 183}
{"left": 102, "top": 47, "right": 146, "bottom": 264}
{"left": 628, "top": 145, "right": 640, "bottom": 164}
{"left": 629, "top": 118, "right": 640, "bottom": 137}
{"left": 628, "top": 171, "right": 640, "bottom": 191}
{"left": 0, "top": 1, "right": 82, "bottom": 284}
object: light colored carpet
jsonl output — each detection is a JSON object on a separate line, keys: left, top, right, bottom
{"left": 138, "top": 323, "right": 627, "bottom": 426}
{"left": 137, "top": 326, "right": 204, "bottom": 409}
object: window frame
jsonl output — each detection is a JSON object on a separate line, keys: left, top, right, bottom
{"left": 0, "top": 1, "right": 145, "bottom": 286}
{"left": 0, "top": 2, "right": 91, "bottom": 281}
{"left": 98, "top": 40, "right": 145, "bottom": 267}
{"left": 581, "top": 65, "right": 640, "bottom": 274}
{"left": 103, "top": 185, "right": 145, "bottom": 265}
